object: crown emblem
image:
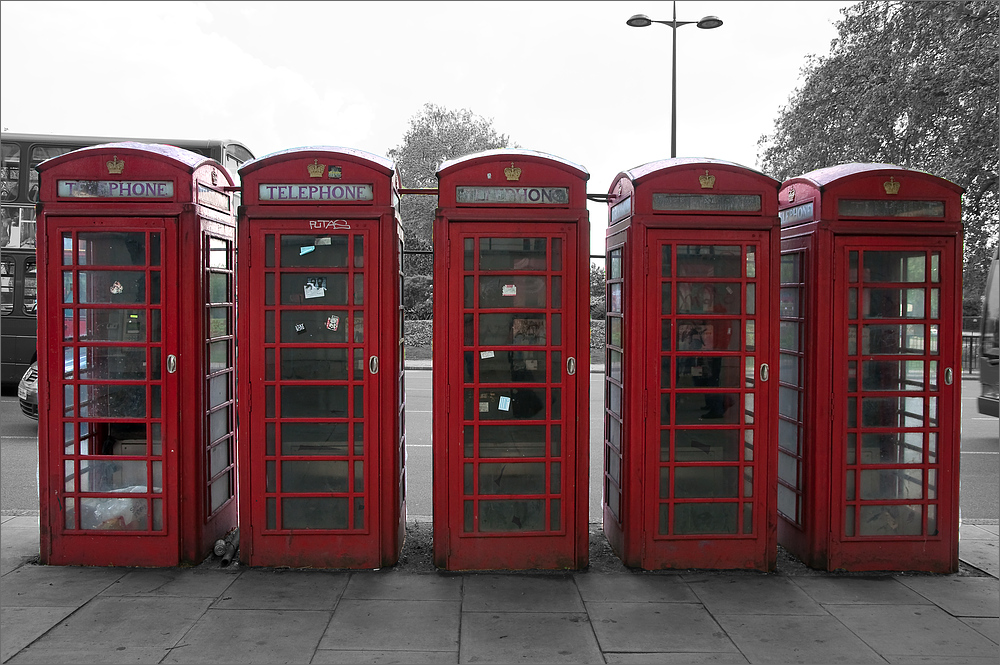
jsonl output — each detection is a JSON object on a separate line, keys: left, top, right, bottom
{"left": 884, "top": 177, "right": 900, "bottom": 195}
{"left": 504, "top": 163, "right": 521, "bottom": 181}
{"left": 106, "top": 156, "right": 124, "bottom": 175}
{"left": 699, "top": 170, "right": 715, "bottom": 189}
{"left": 307, "top": 160, "right": 325, "bottom": 178}
{"left": 787, "top": 187, "right": 795, "bottom": 202}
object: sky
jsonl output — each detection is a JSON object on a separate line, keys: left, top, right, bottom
{"left": 0, "top": 0, "right": 855, "bottom": 257}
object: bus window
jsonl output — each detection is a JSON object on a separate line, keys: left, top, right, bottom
{"left": 23, "top": 260, "right": 37, "bottom": 315}
{"left": 28, "top": 145, "right": 75, "bottom": 202}
{"left": 1, "top": 143, "right": 19, "bottom": 202}
{"left": 1, "top": 259, "right": 13, "bottom": 314}
{"left": 979, "top": 247, "right": 999, "bottom": 417}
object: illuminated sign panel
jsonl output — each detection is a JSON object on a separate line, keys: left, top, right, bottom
{"left": 456, "top": 186, "right": 569, "bottom": 205}
{"left": 58, "top": 180, "right": 173, "bottom": 198}
{"left": 259, "top": 183, "right": 373, "bottom": 201}
{"left": 652, "top": 193, "right": 762, "bottom": 212}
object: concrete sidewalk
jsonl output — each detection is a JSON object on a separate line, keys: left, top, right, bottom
{"left": 2, "top": 514, "right": 996, "bottom": 665}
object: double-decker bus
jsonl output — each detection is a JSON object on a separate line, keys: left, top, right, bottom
{"left": 1, "top": 132, "right": 254, "bottom": 388}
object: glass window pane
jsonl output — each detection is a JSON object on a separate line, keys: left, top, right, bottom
{"left": 479, "top": 275, "right": 547, "bottom": 309}
{"left": 479, "top": 238, "right": 546, "bottom": 270}
{"left": 280, "top": 235, "right": 348, "bottom": 267}
{"left": 676, "top": 283, "right": 741, "bottom": 315}
{"left": 676, "top": 246, "right": 742, "bottom": 277}
{"left": 77, "top": 232, "right": 147, "bottom": 266}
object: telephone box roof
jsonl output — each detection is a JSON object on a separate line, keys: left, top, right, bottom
{"left": 620, "top": 157, "right": 775, "bottom": 185}
{"left": 240, "top": 145, "right": 395, "bottom": 175}
{"left": 437, "top": 149, "right": 589, "bottom": 178}
{"left": 786, "top": 163, "right": 962, "bottom": 192}
{"left": 35, "top": 141, "right": 214, "bottom": 172}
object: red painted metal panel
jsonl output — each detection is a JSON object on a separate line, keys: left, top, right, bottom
{"left": 604, "top": 159, "right": 780, "bottom": 571}
{"left": 35, "top": 143, "right": 237, "bottom": 566}
{"left": 778, "top": 164, "right": 963, "bottom": 572}
{"left": 433, "top": 150, "right": 590, "bottom": 570}
{"left": 237, "top": 147, "right": 404, "bottom": 569}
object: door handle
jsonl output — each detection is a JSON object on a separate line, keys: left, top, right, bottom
{"left": 166, "top": 355, "right": 177, "bottom": 374}
{"left": 944, "top": 367, "right": 953, "bottom": 385}
{"left": 369, "top": 356, "right": 379, "bottom": 375}
{"left": 760, "top": 363, "right": 769, "bottom": 382}
{"left": 567, "top": 357, "right": 576, "bottom": 376}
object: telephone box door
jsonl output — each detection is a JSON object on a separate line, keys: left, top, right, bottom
{"left": 45, "top": 220, "right": 180, "bottom": 566}
{"left": 645, "top": 231, "right": 773, "bottom": 567}
{"left": 244, "top": 220, "right": 382, "bottom": 567}
{"left": 830, "top": 237, "right": 959, "bottom": 569}
{"left": 441, "top": 225, "right": 583, "bottom": 569}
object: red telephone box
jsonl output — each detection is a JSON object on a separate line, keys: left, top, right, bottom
{"left": 777, "top": 164, "right": 963, "bottom": 572}
{"left": 237, "top": 147, "right": 405, "bottom": 568}
{"left": 433, "top": 150, "right": 590, "bottom": 570}
{"left": 603, "top": 159, "right": 780, "bottom": 571}
{"left": 35, "top": 143, "right": 239, "bottom": 566}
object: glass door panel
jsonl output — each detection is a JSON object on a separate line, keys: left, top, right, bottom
{"left": 653, "top": 240, "right": 763, "bottom": 537}
{"left": 840, "top": 246, "right": 947, "bottom": 538}
{"left": 460, "top": 234, "right": 569, "bottom": 534}
{"left": 59, "top": 229, "right": 167, "bottom": 532}
{"left": 260, "top": 227, "right": 372, "bottom": 532}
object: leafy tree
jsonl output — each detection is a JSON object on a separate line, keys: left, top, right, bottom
{"left": 387, "top": 103, "right": 514, "bottom": 319}
{"left": 590, "top": 262, "right": 606, "bottom": 320}
{"left": 757, "top": 1, "right": 999, "bottom": 305}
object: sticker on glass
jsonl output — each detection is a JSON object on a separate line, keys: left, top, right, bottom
{"left": 300, "top": 245, "right": 316, "bottom": 256}
{"left": 502, "top": 284, "right": 517, "bottom": 296}
{"left": 498, "top": 396, "right": 511, "bottom": 412}
{"left": 304, "top": 277, "right": 327, "bottom": 299}
{"left": 326, "top": 315, "right": 340, "bottom": 331}
{"left": 315, "top": 237, "right": 332, "bottom": 246}
{"left": 481, "top": 350, "right": 495, "bottom": 359}
{"left": 479, "top": 401, "right": 489, "bottom": 413}
{"left": 110, "top": 281, "right": 124, "bottom": 295}
{"left": 294, "top": 322, "right": 307, "bottom": 334}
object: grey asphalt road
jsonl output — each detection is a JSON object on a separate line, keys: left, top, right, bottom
{"left": 2, "top": 374, "right": 996, "bottom": 522}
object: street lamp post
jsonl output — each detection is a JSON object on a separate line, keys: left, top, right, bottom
{"left": 627, "top": 2, "right": 723, "bottom": 158}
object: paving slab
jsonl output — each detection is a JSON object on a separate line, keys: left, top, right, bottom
{"left": 789, "top": 575, "right": 933, "bottom": 605}
{"left": 881, "top": 657, "right": 999, "bottom": 664}
{"left": 463, "top": 574, "right": 585, "bottom": 612}
{"left": 959, "top": 616, "right": 1000, "bottom": 644}
{"left": 27, "top": 595, "right": 212, "bottom": 650}
{"left": 586, "top": 601, "right": 739, "bottom": 654}
{"left": 826, "top": 604, "right": 999, "bottom": 659}
{"left": 0, "top": 606, "right": 75, "bottom": 662}
{"left": 210, "top": 568, "right": 348, "bottom": 610}
{"left": 318, "top": 599, "right": 461, "bottom": 652}
{"left": 959, "top": 538, "right": 999, "bottom": 577}
{"left": 342, "top": 571, "right": 462, "bottom": 601}
{"left": 460, "top": 611, "right": 604, "bottom": 663}
{"left": 895, "top": 575, "right": 1000, "bottom": 617}
{"left": 573, "top": 572, "right": 699, "bottom": 603}
{"left": 159, "top": 608, "right": 332, "bottom": 664}
{"left": 0, "top": 517, "right": 38, "bottom": 576}
{"left": 682, "top": 573, "right": 827, "bottom": 615}
{"left": 99, "top": 567, "right": 238, "bottom": 598}
{"left": 7, "top": 646, "right": 172, "bottom": 664}
{"left": 0, "top": 564, "right": 124, "bottom": 607}
{"left": 311, "top": 649, "right": 459, "bottom": 664}
{"left": 714, "top": 613, "right": 886, "bottom": 663}
{"left": 604, "top": 654, "right": 748, "bottom": 664}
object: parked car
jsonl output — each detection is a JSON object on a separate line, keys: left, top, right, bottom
{"left": 17, "top": 361, "right": 38, "bottom": 420}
